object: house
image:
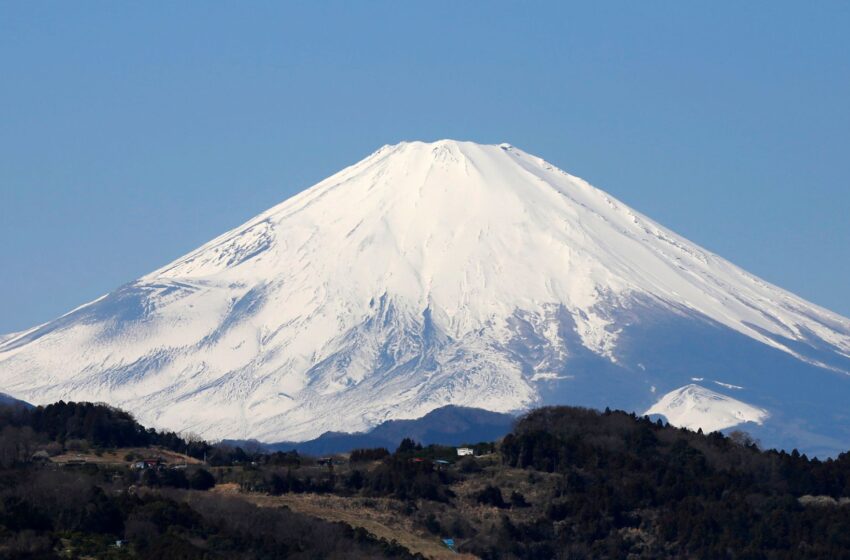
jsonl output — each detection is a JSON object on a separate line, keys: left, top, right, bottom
{"left": 456, "top": 447, "right": 474, "bottom": 457}
{"left": 132, "top": 458, "right": 165, "bottom": 470}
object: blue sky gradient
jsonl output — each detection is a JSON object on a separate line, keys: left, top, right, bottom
{"left": 1, "top": 1, "right": 849, "bottom": 332}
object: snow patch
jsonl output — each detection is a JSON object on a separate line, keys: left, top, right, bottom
{"left": 713, "top": 380, "right": 743, "bottom": 390}
{"left": 530, "top": 372, "right": 573, "bottom": 381}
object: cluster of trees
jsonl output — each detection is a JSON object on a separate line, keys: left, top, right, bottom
{"left": 240, "top": 438, "right": 465, "bottom": 503}
{"left": 252, "top": 451, "right": 457, "bottom": 502}
{"left": 140, "top": 467, "right": 216, "bottom": 491}
{"left": 0, "top": 467, "right": 419, "bottom": 558}
{"left": 473, "top": 485, "right": 529, "bottom": 509}
{"left": 350, "top": 447, "right": 390, "bottom": 463}
{"left": 359, "top": 454, "right": 457, "bottom": 502}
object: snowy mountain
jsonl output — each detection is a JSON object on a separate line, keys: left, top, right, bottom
{"left": 645, "top": 384, "right": 768, "bottom": 434}
{"left": 1, "top": 140, "right": 849, "bottom": 455}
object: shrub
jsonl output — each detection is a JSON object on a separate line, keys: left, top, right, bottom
{"left": 475, "top": 485, "right": 507, "bottom": 508}
{"left": 510, "top": 491, "right": 529, "bottom": 508}
{"left": 189, "top": 468, "right": 216, "bottom": 491}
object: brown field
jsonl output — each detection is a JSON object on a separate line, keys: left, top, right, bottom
{"left": 50, "top": 446, "right": 202, "bottom": 466}
{"left": 235, "top": 490, "right": 476, "bottom": 560}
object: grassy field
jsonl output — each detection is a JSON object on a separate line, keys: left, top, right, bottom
{"left": 49, "top": 446, "right": 203, "bottom": 466}
{"left": 228, "top": 489, "right": 465, "bottom": 559}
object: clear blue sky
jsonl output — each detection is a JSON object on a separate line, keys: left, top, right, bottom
{"left": 1, "top": 1, "right": 849, "bottom": 333}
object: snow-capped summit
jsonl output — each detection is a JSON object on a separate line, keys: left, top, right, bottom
{"left": 1, "top": 140, "right": 849, "bottom": 454}
{"left": 645, "top": 384, "right": 769, "bottom": 434}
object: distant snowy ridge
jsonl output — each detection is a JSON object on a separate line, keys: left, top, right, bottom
{"left": 0, "top": 332, "right": 20, "bottom": 345}
{"left": 1, "top": 140, "right": 849, "bottom": 455}
{"left": 645, "top": 384, "right": 768, "bottom": 433}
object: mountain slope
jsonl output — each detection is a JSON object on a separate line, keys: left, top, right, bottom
{"left": 1, "top": 140, "right": 849, "bottom": 454}
{"left": 0, "top": 392, "right": 32, "bottom": 409}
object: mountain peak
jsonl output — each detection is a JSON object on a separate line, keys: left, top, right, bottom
{"left": 369, "top": 139, "right": 531, "bottom": 171}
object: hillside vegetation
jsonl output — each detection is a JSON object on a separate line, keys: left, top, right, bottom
{"left": 1, "top": 400, "right": 849, "bottom": 559}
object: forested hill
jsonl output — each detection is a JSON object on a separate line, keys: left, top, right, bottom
{"left": 504, "top": 406, "right": 850, "bottom": 497}
{"left": 0, "top": 399, "right": 212, "bottom": 461}
{"left": 0, "top": 400, "right": 419, "bottom": 558}
{"left": 490, "top": 407, "right": 850, "bottom": 558}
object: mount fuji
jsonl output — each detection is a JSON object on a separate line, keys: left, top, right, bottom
{"left": 2, "top": 140, "right": 849, "bottom": 455}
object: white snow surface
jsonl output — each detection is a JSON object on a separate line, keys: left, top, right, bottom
{"left": 645, "top": 384, "right": 769, "bottom": 433}
{"left": 0, "top": 140, "right": 849, "bottom": 443}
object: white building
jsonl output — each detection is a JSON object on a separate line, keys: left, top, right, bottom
{"left": 456, "top": 447, "right": 474, "bottom": 457}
